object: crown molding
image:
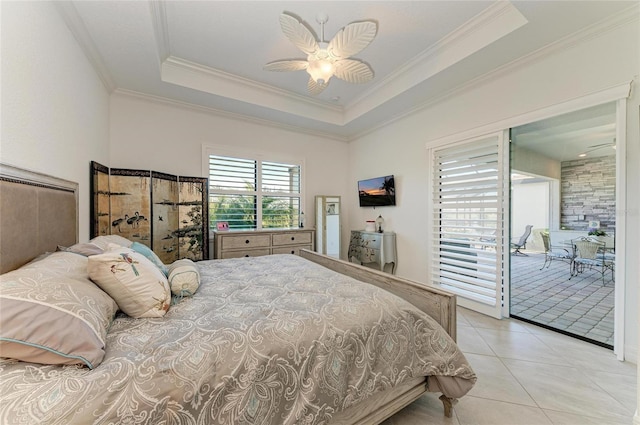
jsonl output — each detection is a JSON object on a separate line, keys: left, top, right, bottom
{"left": 112, "top": 88, "right": 348, "bottom": 142}
{"left": 502, "top": 3, "right": 640, "bottom": 75}
{"left": 161, "top": 56, "right": 345, "bottom": 125}
{"left": 344, "top": 1, "right": 528, "bottom": 123}
{"left": 149, "top": 0, "right": 170, "bottom": 62}
{"left": 149, "top": 1, "right": 344, "bottom": 126}
{"left": 53, "top": 1, "right": 116, "bottom": 92}
{"left": 349, "top": 5, "right": 639, "bottom": 142}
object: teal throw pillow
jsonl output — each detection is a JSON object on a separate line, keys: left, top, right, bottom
{"left": 130, "top": 242, "right": 168, "bottom": 277}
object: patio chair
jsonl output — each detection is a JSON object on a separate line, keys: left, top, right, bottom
{"left": 540, "top": 232, "right": 574, "bottom": 271}
{"left": 511, "top": 225, "right": 533, "bottom": 256}
{"left": 479, "top": 230, "right": 497, "bottom": 250}
{"left": 572, "top": 237, "right": 614, "bottom": 285}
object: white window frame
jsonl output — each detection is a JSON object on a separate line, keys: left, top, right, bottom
{"left": 202, "top": 144, "right": 306, "bottom": 231}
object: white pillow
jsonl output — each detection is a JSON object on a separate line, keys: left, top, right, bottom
{"left": 88, "top": 245, "right": 171, "bottom": 318}
{"left": 168, "top": 259, "right": 200, "bottom": 297}
{"left": 89, "top": 235, "right": 133, "bottom": 251}
{"left": 0, "top": 264, "right": 117, "bottom": 369}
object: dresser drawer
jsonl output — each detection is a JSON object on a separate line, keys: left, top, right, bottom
{"left": 272, "top": 232, "right": 312, "bottom": 247}
{"left": 359, "top": 234, "right": 381, "bottom": 249}
{"left": 357, "top": 247, "right": 380, "bottom": 263}
{"left": 214, "top": 229, "right": 315, "bottom": 260}
{"left": 272, "top": 245, "right": 312, "bottom": 256}
{"left": 220, "top": 234, "right": 271, "bottom": 250}
{"left": 220, "top": 248, "right": 271, "bottom": 259}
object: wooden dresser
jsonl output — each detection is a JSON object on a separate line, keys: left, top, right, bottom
{"left": 213, "top": 228, "right": 315, "bottom": 259}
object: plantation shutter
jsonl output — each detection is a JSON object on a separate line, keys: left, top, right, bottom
{"left": 208, "top": 154, "right": 303, "bottom": 230}
{"left": 431, "top": 132, "right": 509, "bottom": 319}
{"left": 208, "top": 155, "right": 257, "bottom": 230}
{"left": 261, "top": 161, "right": 301, "bottom": 228}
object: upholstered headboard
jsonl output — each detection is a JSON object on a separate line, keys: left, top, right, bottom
{"left": 0, "top": 163, "right": 78, "bottom": 274}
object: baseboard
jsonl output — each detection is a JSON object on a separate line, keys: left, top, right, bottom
{"left": 625, "top": 345, "right": 638, "bottom": 364}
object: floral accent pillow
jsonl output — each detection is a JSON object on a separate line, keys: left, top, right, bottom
{"left": 87, "top": 245, "right": 171, "bottom": 318}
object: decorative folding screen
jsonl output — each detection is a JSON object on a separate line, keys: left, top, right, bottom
{"left": 91, "top": 161, "right": 208, "bottom": 261}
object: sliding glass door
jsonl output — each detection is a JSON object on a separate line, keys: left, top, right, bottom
{"left": 509, "top": 102, "right": 617, "bottom": 348}
{"left": 427, "top": 84, "right": 628, "bottom": 358}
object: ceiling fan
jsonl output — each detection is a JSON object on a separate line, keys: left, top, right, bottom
{"left": 579, "top": 139, "right": 616, "bottom": 157}
{"left": 264, "top": 12, "right": 377, "bottom": 95}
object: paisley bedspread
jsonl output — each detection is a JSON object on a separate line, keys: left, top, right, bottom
{"left": 0, "top": 254, "right": 475, "bottom": 424}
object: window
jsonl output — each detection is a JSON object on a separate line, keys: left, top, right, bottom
{"left": 206, "top": 151, "right": 302, "bottom": 230}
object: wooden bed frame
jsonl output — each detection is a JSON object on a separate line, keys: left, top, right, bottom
{"left": 0, "top": 163, "right": 459, "bottom": 423}
{"left": 299, "top": 250, "right": 459, "bottom": 422}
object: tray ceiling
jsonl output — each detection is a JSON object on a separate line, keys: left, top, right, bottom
{"left": 59, "top": 1, "right": 635, "bottom": 140}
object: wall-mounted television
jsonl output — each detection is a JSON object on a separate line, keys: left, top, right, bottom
{"left": 358, "top": 175, "right": 396, "bottom": 207}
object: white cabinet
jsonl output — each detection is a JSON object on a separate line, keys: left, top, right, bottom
{"left": 348, "top": 230, "right": 397, "bottom": 274}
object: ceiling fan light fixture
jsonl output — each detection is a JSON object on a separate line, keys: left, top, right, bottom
{"left": 307, "top": 56, "right": 335, "bottom": 84}
{"left": 265, "top": 12, "right": 377, "bottom": 95}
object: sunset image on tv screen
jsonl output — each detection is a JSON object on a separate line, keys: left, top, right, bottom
{"left": 358, "top": 175, "right": 395, "bottom": 207}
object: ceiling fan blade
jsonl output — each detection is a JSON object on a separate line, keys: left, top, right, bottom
{"left": 328, "top": 21, "right": 377, "bottom": 59}
{"left": 334, "top": 59, "right": 374, "bottom": 83}
{"left": 264, "top": 60, "right": 309, "bottom": 72}
{"left": 279, "top": 13, "right": 319, "bottom": 56}
{"left": 308, "top": 77, "right": 328, "bottom": 95}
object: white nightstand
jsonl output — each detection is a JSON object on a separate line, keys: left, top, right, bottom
{"left": 348, "top": 230, "right": 397, "bottom": 274}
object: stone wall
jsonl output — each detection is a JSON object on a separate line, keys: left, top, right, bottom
{"left": 560, "top": 155, "right": 616, "bottom": 233}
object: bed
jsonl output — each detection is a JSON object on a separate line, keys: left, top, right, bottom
{"left": 0, "top": 163, "right": 476, "bottom": 424}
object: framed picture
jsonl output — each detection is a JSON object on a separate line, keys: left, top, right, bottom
{"left": 326, "top": 203, "right": 337, "bottom": 215}
{"left": 216, "top": 221, "right": 229, "bottom": 231}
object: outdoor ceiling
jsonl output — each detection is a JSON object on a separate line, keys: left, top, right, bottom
{"left": 512, "top": 102, "right": 617, "bottom": 163}
{"left": 59, "top": 1, "right": 634, "bottom": 141}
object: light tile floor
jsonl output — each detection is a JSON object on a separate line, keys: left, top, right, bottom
{"left": 382, "top": 307, "right": 636, "bottom": 425}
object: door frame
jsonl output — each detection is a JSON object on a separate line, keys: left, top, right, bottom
{"left": 425, "top": 81, "right": 630, "bottom": 359}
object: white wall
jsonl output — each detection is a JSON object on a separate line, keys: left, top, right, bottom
{"left": 0, "top": 1, "right": 110, "bottom": 242}
{"left": 348, "top": 17, "right": 639, "bottom": 360}
{"left": 512, "top": 182, "right": 550, "bottom": 252}
{"left": 512, "top": 146, "right": 561, "bottom": 180}
{"left": 109, "top": 93, "right": 350, "bottom": 248}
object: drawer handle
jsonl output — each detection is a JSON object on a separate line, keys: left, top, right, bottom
{"left": 291, "top": 250, "right": 295, "bottom": 254}
{"left": 291, "top": 236, "right": 295, "bottom": 241}
{"left": 244, "top": 254, "right": 250, "bottom": 257}
{"left": 245, "top": 240, "right": 250, "bottom": 244}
